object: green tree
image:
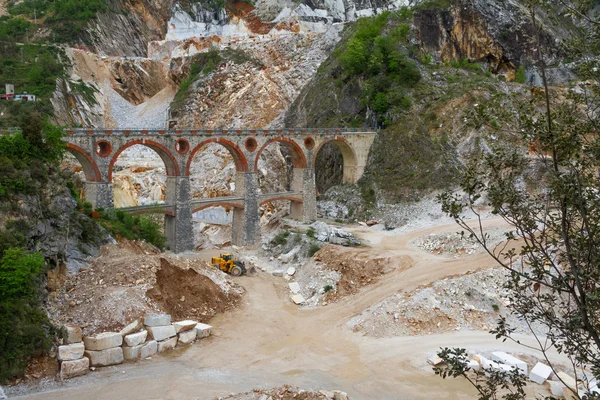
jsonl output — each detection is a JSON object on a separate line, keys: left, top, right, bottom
{"left": 0, "top": 248, "right": 55, "bottom": 382}
{"left": 435, "top": 1, "right": 600, "bottom": 398}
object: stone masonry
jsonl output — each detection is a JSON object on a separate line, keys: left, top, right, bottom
{"left": 63, "top": 128, "right": 376, "bottom": 253}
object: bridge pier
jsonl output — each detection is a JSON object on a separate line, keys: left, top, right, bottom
{"left": 85, "top": 182, "right": 114, "bottom": 209}
{"left": 164, "top": 176, "right": 194, "bottom": 253}
{"left": 232, "top": 172, "right": 261, "bottom": 248}
{"left": 290, "top": 168, "right": 317, "bottom": 222}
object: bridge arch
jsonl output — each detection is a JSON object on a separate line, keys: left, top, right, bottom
{"left": 108, "top": 140, "right": 180, "bottom": 181}
{"left": 313, "top": 136, "right": 358, "bottom": 184}
{"left": 66, "top": 143, "right": 101, "bottom": 182}
{"left": 254, "top": 137, "right": 307, "bottom": 172}
{"left": 186, "top": 138, "right": 248, "bottom": 175}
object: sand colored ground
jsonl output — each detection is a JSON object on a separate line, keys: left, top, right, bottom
{"left": 10, "top": 217, "right": 563, "bottom": 400}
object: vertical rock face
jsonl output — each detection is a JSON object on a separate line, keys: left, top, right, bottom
{"left": 86, "top": 0, "right": 174, "bottom": 57}
{"left": 414, "top": 0, "right": 566, "bottom": 74}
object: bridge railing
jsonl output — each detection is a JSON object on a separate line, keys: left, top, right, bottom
{"left": 63, "top": 128, "right": 376, "bottom": 136}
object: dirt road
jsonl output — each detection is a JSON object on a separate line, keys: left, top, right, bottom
{"left": 11, "top": 218, "right": 560, "bottom": 399}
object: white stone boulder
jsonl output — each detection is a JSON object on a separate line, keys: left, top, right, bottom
{"left": 178, "top": 329, "right": 197, "bottom": 345}
{"left": 144, "top": 314, "right": 171, "bottom": 327}
{"left": 83, "top": 332, "right": 123, "bottom": 351}
{"left": 58, "top": 343, "right": 85, "bottom": 361}
{"left": 84, "top": 347, "right": 124, "bottom": 367}
{"left": 467, "top": 359, "right": 481, "bottom": 371}
{"left": 124, "top": 330, "right": 147, "bottom": 347}
{"left": 147, "top": 325, "right": 176, "bottom": 341}
{"left": 60, "top": 357, "right": 89, "bottom": 380}
{"left": 0, "top": 385, "right": 5, "bottom": 400}
{"left": 548, "top": 380, "right": 566, "bottom": 397}
{"left": 195, "top": 323, "right": 213, "bottom": 338}
{"left": 286, "top": 267, "right": 296, "bottom": 276}
{"left": 272, "top": 269, "right": 285, "bottom": 277}
{"left": 140, "top": 340, "right": 158, "bottom": 359}
{"left": 491, "top": 352, "right": 528, "bottom": 375}
{"left": 427, "top": 355, "right": 443, "bottom": 366}
{"left": 172, "top": 320, "right": 198, "bottom": 334}
{"left": 557, "top": 372, "right": 577, "bottom": 390}
{"left": 290, "top": 294, "right": 305, "bottom": 305}
{"left": 529, "top": 362, "right": 553, "bottom": 384}
{"left": 63, "top": 324, "right": 82, "bottom": 344}
{"left": 288, "top": 282, "right": 301, "bottom": 294}
{"left": 158, "top": 337, "right": 178, "bottom": 353}
{"left": 120, "top": 319, "right": 142, "bottom": 336}
{"left": 123, "top": 345, "right": 143, "bottom": 361}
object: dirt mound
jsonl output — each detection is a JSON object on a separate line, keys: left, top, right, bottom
{"left": 48, "top": 240, "right": 243, "bottom": 335}
{"left": 313, "top": 245, "right": 411, "bottom": 301}
{"left": 147, "top": 258, "right": 241, "bottom": 322}
{"left": 216, "top": 385, "right": 348, "bottom": 400}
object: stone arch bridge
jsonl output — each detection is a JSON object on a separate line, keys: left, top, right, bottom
{"left": 64, "top": 128, "right": 376, "bottom": 252}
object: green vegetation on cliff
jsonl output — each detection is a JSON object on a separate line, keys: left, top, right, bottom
{"left": 286, "top": 8, "right": 512, "bottom": 203}
{"left": 6, "top": 0, "right": 107, "bottom": 43}
{"left": 336, "top": 12, "right": 420, "bottom": 123}
{"left": 0, "top": 248, "right": 56, "bottom": 382}
{"left": 0, "top": 109, "right": 167, "bottom": 382}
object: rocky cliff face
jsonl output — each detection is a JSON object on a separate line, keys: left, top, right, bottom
{"left": 86, "top": 0, "right": 174, "bottom": 57}
{"left": 414, "top": 0, "right": 570, "bottom": 80}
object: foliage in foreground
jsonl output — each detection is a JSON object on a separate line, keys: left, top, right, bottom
{"left": 434, "top": 1, "right": 600, "bottom": 398}
{"left": 0, "top": 248, "right": 56, "bottom": 383}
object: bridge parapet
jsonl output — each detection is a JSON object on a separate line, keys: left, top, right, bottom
{"left": 65, "top": 128, "right": 374, "bottom": 136}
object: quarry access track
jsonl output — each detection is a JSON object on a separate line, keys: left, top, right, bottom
{"left": 11, "top": 217, "right": 566, "bottom": 400}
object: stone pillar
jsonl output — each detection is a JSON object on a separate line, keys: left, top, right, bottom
{"left": 85, "top": 182, "right": 114, "bottom": 210}
{"left": 232, "top": 172, "right": 260, "bottom": 248}
{"left": 291, "top": 168, "right": 317, "bottom": 222}
{"left": 164, "top": 176, "right": 194, "bottom": 253}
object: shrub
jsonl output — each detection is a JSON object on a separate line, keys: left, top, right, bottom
{"left": 492, "top": 304, "right": 500, "bottom": 312}
{"left": 323, "top": 284, "right": 334, "bottom": 293}
{"left": 337, "top": 12, "right": 421, "bottom": 122}
{"left": 0, "top": 248, "right": 56, "bottom": 382}
{"left": 271, "top": 231, "right": 290, "bottom": 246}
{"left": 514, "top": 65, "right": 527, "bottom": 84}
{"left": 308, "top": 243, "right": 321, "bottom": 257}
{"left": 96, "top": 209, "right": 167, "bottom": 250}
{"left": 306, "top": 227, "right": 317, "bottom": 239}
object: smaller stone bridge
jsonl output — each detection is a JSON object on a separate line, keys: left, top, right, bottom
{"left": 64, "top": 128, "right": 376, "bottom": 252}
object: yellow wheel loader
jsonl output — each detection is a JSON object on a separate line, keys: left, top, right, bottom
{"left": 211, "top": 253, "right": 246, "bottom": 276}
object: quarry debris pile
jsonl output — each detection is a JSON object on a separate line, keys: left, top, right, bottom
{"left": 47, "top": 240, "right": 243, "bottom": 336}
{"left": 216, "top": 385, "right": 350, "bottom": 400}
{"left": 412, "top": 229, "right": 509, "bottom": 258}
{"left": 346, "top": 267, "right": 542, "bottom": 338}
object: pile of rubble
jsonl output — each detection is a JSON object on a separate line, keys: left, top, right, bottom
{"left": 413, "top": 233, "right": 480, "bottom": 258}
{"left": 57, "top": 314, "right": 212, "bottom": 380}
{"left": 47, "top": 240, "right": 243, "bottom": 336}
{"left": 412, "top": 229, "right": 508, "bottom": 258}
{"left": 346, "top": 268, "right": 540, "bottom": 337}
{"left": 429, "top": 351, "right": 594, "bottom": 398}
{"left": 216, "top": 385, "right": 349, "bottom": 400}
